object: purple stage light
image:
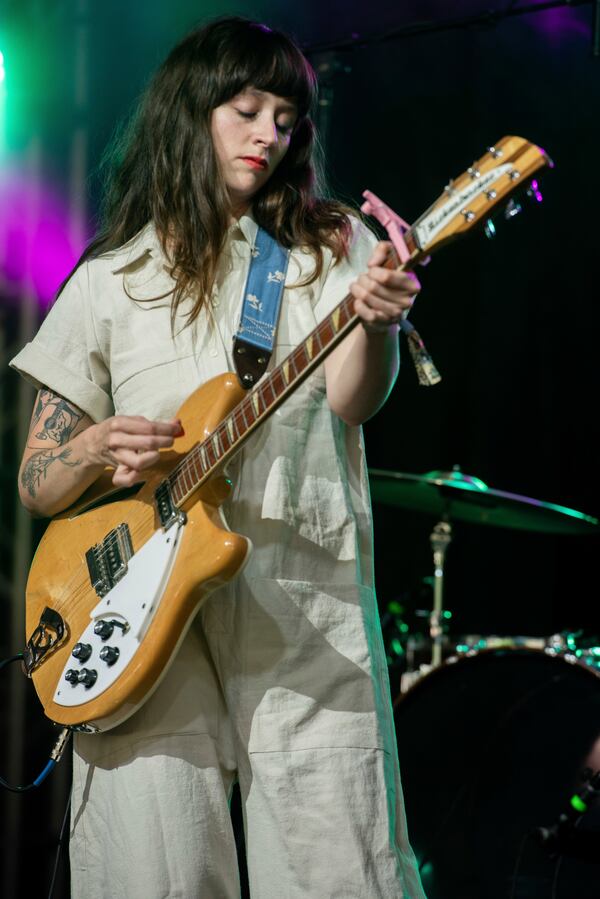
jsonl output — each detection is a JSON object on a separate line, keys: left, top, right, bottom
{"left": 532, "top": 8, "right": 590, "bottom": 42}
{"left": 0, "top": 164, "right": 88, "bottom": 307}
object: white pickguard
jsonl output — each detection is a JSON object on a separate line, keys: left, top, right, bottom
{"left": 53, "top": 521, "right": 183, "bottom": 708}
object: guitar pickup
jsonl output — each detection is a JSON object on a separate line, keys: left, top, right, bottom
{"left": 155, "top": 480, "right": 186, "bottom": 531}
{"left": 86, "top": 523, "right": 134, "bottom": 598}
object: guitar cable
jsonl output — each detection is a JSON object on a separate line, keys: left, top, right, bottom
{"left": 0, "top": 652, "right": 72, "bottom": 792}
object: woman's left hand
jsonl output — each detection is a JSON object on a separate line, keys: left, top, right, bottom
{"left": 349, "top": 240, "right": 421, "bottom": 332}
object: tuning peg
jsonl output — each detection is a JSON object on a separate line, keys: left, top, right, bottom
{"left": 503, "top": 198, "right": 522, "bottom": 220}
{"left": 526, "top": 178, "right": 543, "bottom": 203}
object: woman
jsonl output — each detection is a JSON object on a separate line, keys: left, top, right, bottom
{"left": 11, "top": 17, "right": 426, "bottom": 899}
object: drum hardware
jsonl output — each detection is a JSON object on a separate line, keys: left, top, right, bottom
{"left": 393, "top": 645, "right": 600, "bottom": 899}
{"left": 534, "top": 768, "right": 600, "bottom": 863}
{"left": 368, "top": 465, "right": 599, "bottom": 534}
{"left": 371, "top": 464, "right": 599, "bottom": 686}
{"left": 429, "top": 519, "right": 452, "bottom": 669}
{"left": 379, "top": 599, "right": 410, "bottom": 668}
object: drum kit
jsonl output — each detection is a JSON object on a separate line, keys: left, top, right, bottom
{"left": 369, "top": 466, "right": 600, "bottom": 899}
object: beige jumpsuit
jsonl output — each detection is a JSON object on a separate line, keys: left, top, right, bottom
{"left": 11, "top": 216, "right": 426, "bottom": 899}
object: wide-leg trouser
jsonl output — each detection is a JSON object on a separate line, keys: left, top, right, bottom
{"left": 70, "top": 577, "right": 426, "bottom": 899}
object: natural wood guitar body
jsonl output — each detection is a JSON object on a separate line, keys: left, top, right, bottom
{"left": 23, "top": 137, "right": 552, "bottom": 732}
{"left": 25, "top": 373, "right": 250, "bottom": 731}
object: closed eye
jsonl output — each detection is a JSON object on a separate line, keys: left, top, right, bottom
{"left": 276, "top": 122, "right": 294, "bottom": 135}
{"left": 235, "top": 109, "right": 295, "bottom": 135}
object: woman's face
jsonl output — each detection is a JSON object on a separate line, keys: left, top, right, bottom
{"left": 211, "top": 87, "right": 298, "bottom": 216}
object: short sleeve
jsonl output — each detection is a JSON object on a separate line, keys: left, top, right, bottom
{"left": 9, "top": 263, "right": 114, "bottom": 422}
{"left": 312, "top": 217, "right": 378, "bottom": 323}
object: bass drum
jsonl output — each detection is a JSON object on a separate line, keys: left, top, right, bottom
{"left": 394, "top": 646, "right": 600, "bottom": 899}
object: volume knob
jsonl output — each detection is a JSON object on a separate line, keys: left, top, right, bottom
{"left": 77, "top": 668, "right": 98, "bottom": 688}
{"left": 72, "top": 642, "right": 92, "bottom": 661}
{"left": 65, "top": 669, "right": 79, "bottom": 684}
{"left": 94, "top": 619, "right": 114, "bottom": 640}
{"left": 99, "top": 646, "right": 120, "bottom": 666}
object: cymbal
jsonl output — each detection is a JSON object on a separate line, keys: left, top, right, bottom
{"left": 368, "top": 468, "right": 599, "bottom": 534}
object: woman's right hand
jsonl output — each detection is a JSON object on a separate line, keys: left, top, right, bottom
{"left": 19, "top": 388, "right": 186, "bottom": 516}
{"left": 81, "top": 415, "right": 185, "bottom": 487}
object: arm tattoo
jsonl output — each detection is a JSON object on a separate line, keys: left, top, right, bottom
{"left": 21, "top": 448, "right": 82, "bottom": 498}
{"left": 31, "top": 392, "right": 84, "bottom": 446}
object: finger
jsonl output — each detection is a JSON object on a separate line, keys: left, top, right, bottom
{"left": 350, "top": 281, "right": 414, "bottom": 316}
{"left": 353, "top": 297, "right": 398, "bottom": 326}
{"left": 367, "top": 240, "right": 393, "bottom": 268}
{"left": 109, "top": 416, "right": 184, "bottom": 437}
{"left": 360, "top": 267, "right": 421, "bottom": 293}
{"left": 111, "top": 448, "right": 161, "bottom": 471}
{"left": 106, "top": 431, "right": 177, "bottom": 455}
{"left": 112, "top": 464, "right": 147, "bottom": 488}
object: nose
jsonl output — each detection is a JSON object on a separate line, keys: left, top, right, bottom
{"left": 253, "top": 113, "right": 278, "bottom": 147}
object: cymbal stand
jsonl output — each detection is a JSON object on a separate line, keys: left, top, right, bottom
{"left": 429, "top": 519, "right": 452, "bottom": 668}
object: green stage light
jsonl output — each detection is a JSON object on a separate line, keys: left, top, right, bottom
{"left": 0, "top": 49, "right": 5, "bottom": 156}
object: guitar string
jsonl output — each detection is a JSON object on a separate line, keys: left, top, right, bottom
{"left": 162, "top": 299, "right": 351, "bottom": 495}
{"left": 40, "top": 186, "right": 468, "bottom": 624}
{"left": 56, "top": 289, "right": 358, "bottom": 621}
{"left": 41, "top": 307, "right": 348, "bottom": 628}
{"left": 42, "top": 155, "right": 526, "bottom": 639}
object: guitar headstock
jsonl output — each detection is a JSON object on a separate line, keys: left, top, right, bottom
{"left": 363, "top": 136, "right": 553, "bottom": 266}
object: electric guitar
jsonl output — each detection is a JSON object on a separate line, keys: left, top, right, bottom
{"left": 23, "top": 136, "right": 552, "bottom": 732}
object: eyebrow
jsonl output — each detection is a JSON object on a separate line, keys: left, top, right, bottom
{"left": 246, "top": 88, "right": 298, "bottom": 114}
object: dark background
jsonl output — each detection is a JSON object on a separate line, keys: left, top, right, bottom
{"left": 0, "top": 1, "right": 598, "bottom": 897}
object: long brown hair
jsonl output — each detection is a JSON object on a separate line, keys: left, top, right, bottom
{"left": 77, "top": 17, "right": 354, "bottom": 325}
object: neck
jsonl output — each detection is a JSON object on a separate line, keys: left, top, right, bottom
{"left": 229, "top": 200, "right": 252, "bottom": 221}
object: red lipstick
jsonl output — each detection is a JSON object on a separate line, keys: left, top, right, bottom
{"left": 241, "top": 156, "right": 268, "bottom": 170}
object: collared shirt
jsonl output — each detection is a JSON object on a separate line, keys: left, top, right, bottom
{"left": 11, "top": 215, "right": 378, "bottom": 582}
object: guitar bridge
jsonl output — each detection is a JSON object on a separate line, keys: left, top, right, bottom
{"left": 86, "top": 523, "right": 134, "bottom": 598}
{"left": 23, "top": 606, "right": 65, "bottom": 676}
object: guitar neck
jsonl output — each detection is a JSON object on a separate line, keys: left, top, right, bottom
{"left": 166, "top": 225, "right": 425, "bottom": 508}
{"left": 167, "top": 291, "right": 356, "bottom": 507}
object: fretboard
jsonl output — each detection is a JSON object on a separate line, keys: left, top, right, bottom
{"left": 167, "top": 226, "right": 419, "bottom": 508}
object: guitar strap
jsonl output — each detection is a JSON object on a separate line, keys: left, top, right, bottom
{"left": 233, "top": 227, "right": 290, "bottom": 390}
{"left": 232, "top": 216, "right": 441, "bottom": 391}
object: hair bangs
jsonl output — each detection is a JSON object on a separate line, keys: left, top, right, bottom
{"left": 214, "top": 23, "right": 316, "bottom": 117}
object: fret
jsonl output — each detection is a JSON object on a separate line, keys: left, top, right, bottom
{"left": 270, "top": 368, "right": 285, "bottom": 397}
{"left": 226, "top": 416, "right": 236, "bottom": 444}
{"left": 313, "top": 326, "right": 324, "bottom": 352}
{"left": 190, "top": 453, "right": 202, "bottom": 483}
{"left": 320, "top": 318, "right": 334, "bottom": 348}
{"left": 294, "top": 346, "right": 307, "bottom": 374}
{"left": 289, "top": 353, "right": 299, "bottom": 378}
{"left": 183, "top": 464, "right": 193, "bottom": 494}
{"left": 256, "top": 386, "right": 268, "bottom": 415}
{"left": 404, "top": 228, "right": 417, "bottom": 255}
{"left": 171, "top": 480, "right": 182, "bottom": 506}
{"left": 237, "top": 402, "right": 250, "bottom": 433}
{"left": 204, "top": 439, "right": 216, "bottom": 469}
{"left": 217, "top": 425, "right": 230, "bottom": 453}
{"left": 241, "top": 398, "right": 255, "bottom": 429}
{"left": 199, "top": 443, "right": 209, "bottom": 471}
{"left": 261, "top": 377, "right": 275, "bottom": 406}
